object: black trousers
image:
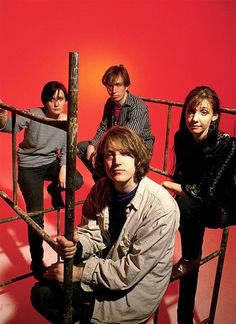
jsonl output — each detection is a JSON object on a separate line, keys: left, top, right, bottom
{"left": 176, "top": 195, "right": 207, "bottom": 324}
{"left": 31, "top": 281, "right": 95, "bottom": 323}
{"left": 18, "top": 160, "right": 83, "bottom": 262}
{"left": 177, "top": 269, "right": 199, "bottom": 324}
{"left": 177, "top": 196, "right": 206, "bottom": 261}
{"left": 77, "top": 140, "right": 94, "bottom": 174}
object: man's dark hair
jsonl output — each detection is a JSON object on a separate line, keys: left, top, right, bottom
{"left": 102, "top": 65, "right": 131, "bottom": 87}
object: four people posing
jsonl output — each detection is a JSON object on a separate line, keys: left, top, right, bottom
{"left": 0, "top": 66, "right": 235, "bottom": 324}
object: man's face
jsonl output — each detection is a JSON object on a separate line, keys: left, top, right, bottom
{"left": 104, "top": 140, "right": 137, "bottom": 193}
{"left": 105, "top": 75, "right": 128, "bottom": 105}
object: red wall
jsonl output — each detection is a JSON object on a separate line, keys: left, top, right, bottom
{"left": 0, "top": 2, "right": 235, "bottom": 322}
{"left": 1, "top": 0, "right": 235, "bottom": 204}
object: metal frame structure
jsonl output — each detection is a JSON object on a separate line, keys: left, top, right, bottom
{"left": 153, "top": 226, "right": 229, "bottom": 324}
{"left": 0, "top": 59, "right": 235, "bottom": 323}
{"left": 0, "top": 52, "right": 80, "bottom": 323}
{"left": 142, "top": 97, "right": 235, "bottom": 324}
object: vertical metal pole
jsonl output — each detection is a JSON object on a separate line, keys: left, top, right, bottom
{"left": 207, "top": 227, "right": 229, "bottom": 324}
{"left": 163, "top": 104, "right": 172, "bottom": 171}
{"left": 12, "top": 113, "right": 18, "bottom": 205}
{"left": 63, "top": 52, "right": 79, "bottom": 324}
{"left": 57, "top": 210, "right": 61, "bottom": 263}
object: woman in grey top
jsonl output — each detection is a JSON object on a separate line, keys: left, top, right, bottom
{"left": 0, "top": 81, "right": 83, "bottom": 280}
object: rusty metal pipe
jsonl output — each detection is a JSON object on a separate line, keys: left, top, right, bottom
{"left": 0, "top": 102, "right": 67, "bottom": 130}
{"left": 63, "top": 51, "right": 79, "bottom": 324}
{"left": 0, "top": 190, "right": 57, "bottom": 251}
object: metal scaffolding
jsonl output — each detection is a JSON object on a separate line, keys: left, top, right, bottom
{"left": 0, "top": 52, "right": 80, "bottom": 323}
{"left": 0, "top": 55, "right": 235, "bottom": 323}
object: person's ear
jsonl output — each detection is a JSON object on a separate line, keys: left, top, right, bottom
{"left": 212, "top": 114, "right": 219, "bottom": 122}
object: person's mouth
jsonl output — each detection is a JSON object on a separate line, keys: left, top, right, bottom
{"left": 190, "top": 124, "right": 200, "bottom": 129}
{"left": 112, "top": 169, "right": 124, "bottom": 174}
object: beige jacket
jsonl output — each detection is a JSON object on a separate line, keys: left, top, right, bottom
{"left": 77, "top": 177, "right": 180, "bottom": 324}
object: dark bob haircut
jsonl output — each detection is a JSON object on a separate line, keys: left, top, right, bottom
{"left": 41, "top": 81, "right": 68, "bottom": 106}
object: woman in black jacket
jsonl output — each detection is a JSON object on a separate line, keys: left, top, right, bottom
{"left": 162, "top": 85, "right": 236, "bottom": 324}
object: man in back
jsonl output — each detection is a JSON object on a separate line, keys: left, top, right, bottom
{"left": 77, "top": 64, "right": 155, "bottom": 179}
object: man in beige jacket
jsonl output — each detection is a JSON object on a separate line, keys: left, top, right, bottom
{"left": 31, "top": 126, "right": 179, "bottom": 324}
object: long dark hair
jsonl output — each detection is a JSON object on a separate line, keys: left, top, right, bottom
{"left": 174, "top": 86, "right": 221, "bottom": 181}
{"left": 179, "top": 86, "right": 221, "bottom": 135}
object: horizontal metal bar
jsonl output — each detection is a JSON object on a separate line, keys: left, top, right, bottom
{"left": 0, "top": 190, "right": 57, "bottom": 251}
{"left": 149, "top": 165, "right": 172, "bottom": 178}
{"left": 141, "top": 97, "right": 236, "bottom": 114}
{"left": 0, "top": 199, "right": 85, "bottom": 225}
{"left": 0, "top": 102, "right": 67, "bottom": 130}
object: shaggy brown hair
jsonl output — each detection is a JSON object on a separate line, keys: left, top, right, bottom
{"left": 95, "top": 126, "right": 150, "bottom": 183}
{"left": 102, "top": 64, "right": 131, "bottom": 87}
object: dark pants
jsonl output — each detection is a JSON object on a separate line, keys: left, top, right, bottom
{"left": 177, "top": 196, "right": 206, "bottom": 260}
{"left": 31, "top": 281, "right": 95, "bottom": 323}
{"left": 176, "top": 195, "right": 207, "bottom": 324}
{"left": 18, "top": 160, "right": 83, "bottom": 262}
{"left": 77, "top": 141, "right": 94, "bottom": 174}
{"left": 177, "top": 269, "right": 199, "bottom": 324}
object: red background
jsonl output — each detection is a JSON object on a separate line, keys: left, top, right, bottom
{"left": 1, "top": 0, "right": 235, "bottom": 191}
{"left": 0, "top": 1, "right": 236, "bottom": 323}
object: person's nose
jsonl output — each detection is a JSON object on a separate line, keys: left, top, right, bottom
{"left": 54, "top": 99, "right": 59, "bottom": 106}
{"left": 113, "top": 152, "right": 122, "bottom": 165}
{"left": 111, "top": 86, "right": 117, "bottom": 93}
{"left": 192, "top": 112, "right": 200, "bottom": 122}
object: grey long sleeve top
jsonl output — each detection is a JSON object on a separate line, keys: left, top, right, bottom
{"left": 1, "top": 107, "right": 67, "bottom": 167}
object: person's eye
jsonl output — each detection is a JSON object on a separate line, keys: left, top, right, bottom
{"left": 120, "top": 150, "right": 131, "bottom": 157}
{"left": 104, "top": 152, "right": 113, "bottom": 159}
{"left": 200, "top": 110, "right": 209, "bottom": 116}
{"left": 186, "top": 109, "right": 195, "bottom": 115}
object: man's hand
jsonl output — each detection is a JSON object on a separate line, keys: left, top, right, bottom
{"left": 43, "top": 262, "right": 84, "bottom": 283}
{"left": 44, "top": 262, "right": 65, "bottom": 282}
{"left": 56, "top": 235, "right": 78, "bottom": 260}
